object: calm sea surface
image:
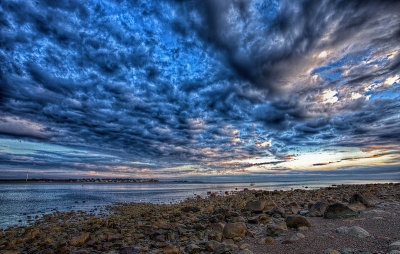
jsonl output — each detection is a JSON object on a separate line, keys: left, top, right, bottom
{"left": 0, "top": 180, "right": 398, "bottom": 229}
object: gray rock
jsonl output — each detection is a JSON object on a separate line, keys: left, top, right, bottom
{"left": 299, "top": 210, "right": 309, "bottom": 216}
{"left": 335, "top": 226, "right": 349, "bottom": 234}
{"left": 335, "top": 226, "right": 370, "bottom": 238}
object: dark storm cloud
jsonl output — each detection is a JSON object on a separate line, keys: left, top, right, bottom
{"left": 0, "top": 0, "right": 400, "bottom": 177}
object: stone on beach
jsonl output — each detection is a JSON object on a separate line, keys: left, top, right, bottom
{"left": 213, "top": 242, "right": 238, "bottom": 254}
{"left": 335, "top": 226, "right": 370, "bottom": 238}
{"left": 323, "top": 203, "right": 357, "bottom": 219}
{"left": 205, "top": 240, "right": 219, "bottom": 251}
{"left": 350, "top": 193, "right": 382, "bottom": 207}
{"left": 247, "top": 214, "right": 271, "bottom": 224}
{"left": 163, "top": 245, "right": 179, "bottom": 254}
{"left": 258, "top": 236, "right": 275, "bottom": 244}
{"left": 244, "top": 200, "right": 267, "bottom": 212}
{"left": 222, "top": 222, "right": 247, "bottom": 239}
{"left": 290, "top": 232, "right": 305, "bottom": 241}
{"left": 285, "top": 215, "right": 312, "bottom": 229}
{"left": 347, "top": 202, "right": 367, "bottom": 212}
{"left": 265, "top": 222, "right": 288, "bottom": 236}
{"left": 309, "top": 200, "right": 328, "bottom": 216}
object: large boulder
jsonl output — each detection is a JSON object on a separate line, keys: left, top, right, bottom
{"left": 323, "top": 203, "right": 357, "bottom": 219}
{"left": 222, "top": 223, "right": 247, "bottom": 239}
{"left": 350, "top": 193, "right": 382, "bottom": 207}
{"left": 285, "top": 215, "right": 312, "bottom": 229}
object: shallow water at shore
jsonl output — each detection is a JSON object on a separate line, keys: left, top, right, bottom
{"left": 0, "top": 179, "right": 398, "bottom": 229}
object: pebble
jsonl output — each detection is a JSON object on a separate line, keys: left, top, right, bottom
{"left": 239, "top": 249, "right": 254, "bottom": 254}
{"left": 258, "top": 236, "right": 275, "bottom": 244}
{"left": 390, "top": 240, "right": 400, "bottom": 251}
{"left": 324, "top": 249, "right": 341, "bottom": 254}
{"left": 290, "top": 232, "right": 305, "bottom": 241}
{"left": 240, "top": 243, "right": 250, "bottom": 250}
{"left": 339, "top": 248, "right": 355, "bottom": 254}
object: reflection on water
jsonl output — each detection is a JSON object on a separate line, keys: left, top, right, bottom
{"left": 0, "top": 179, "right": 398, "bottom": 229}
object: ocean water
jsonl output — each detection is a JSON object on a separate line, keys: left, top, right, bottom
{"left": 0, "top": 179, "right": 398, "bottom": 229}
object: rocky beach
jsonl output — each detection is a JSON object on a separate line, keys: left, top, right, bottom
{"left": 1, "top": 183, "right": 400, "bottom": 254}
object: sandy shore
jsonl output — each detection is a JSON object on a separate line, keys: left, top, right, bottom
{"left": 0, "top": 183, "right": 399, "bottom": 254}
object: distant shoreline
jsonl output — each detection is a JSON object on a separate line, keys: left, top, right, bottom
{"left": 0, "top": 178, "right": 160, "bottom": 184}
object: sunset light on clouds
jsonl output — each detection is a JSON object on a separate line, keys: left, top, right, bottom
{"left": 0, "top": 0, "right": 399, "bottom": 180}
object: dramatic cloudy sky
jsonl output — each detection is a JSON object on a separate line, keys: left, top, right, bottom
{"left": 1, "top": 0, "right": 400, "bottom": 179}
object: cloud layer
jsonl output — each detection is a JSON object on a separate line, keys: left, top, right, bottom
{"left": 0, "top": 0, "right": 399, "bottom": 178}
